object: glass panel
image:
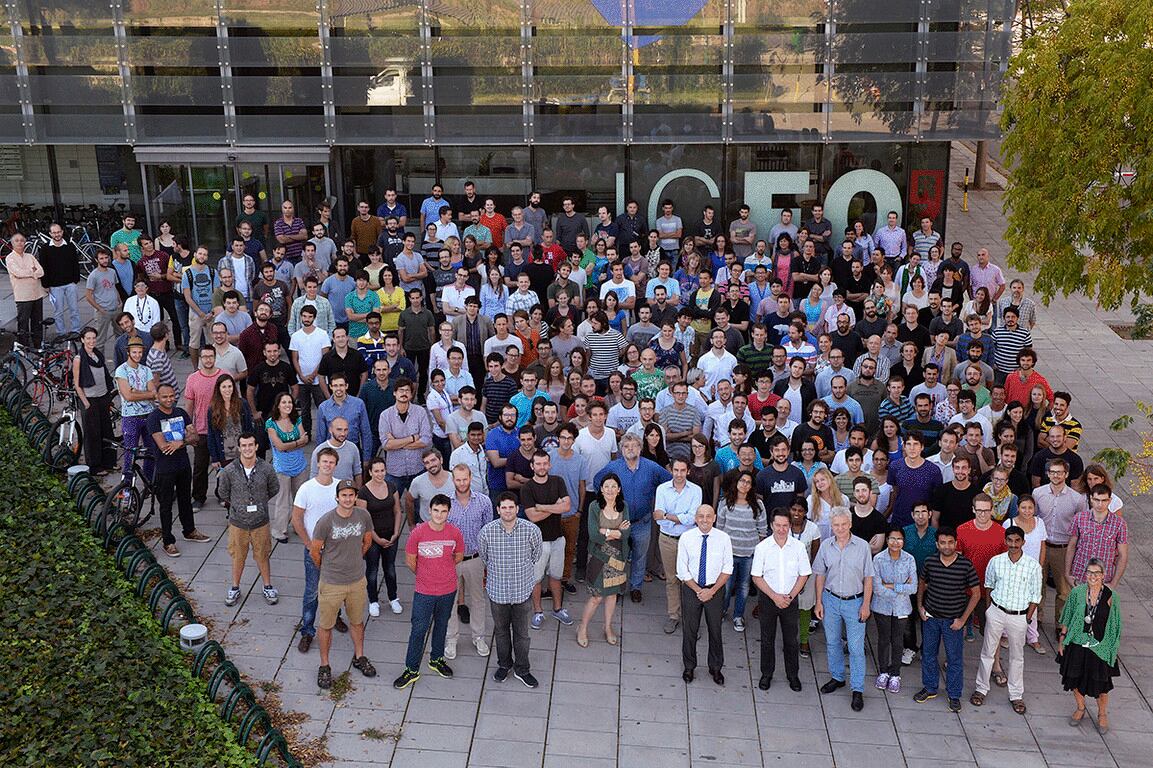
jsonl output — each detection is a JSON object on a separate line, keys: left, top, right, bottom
{"left": 821, "top": 143, "right": 907, "bottom": 231}
{"left": 534, "top": 145, "right": 625, "bottom": 217}
{"left": 146, "top": 164, "right": 194, "bottom": 244}
{"left": 124, "top": 0, "right": 217, "bottom": 26}
{"left": 190, "top": 165, "right": 236, "bottom": 255}
{"left": 629, "top": 144, "right": 724, "bottom": 227}
{"left": 827, "top": 69, "right": 918, "bottom": 139}
{"left": 17, "top": 1, "right": 113, "bottom": 27}
{"left": 832, "top": 0, "right": 920, "bottom": 23}
{"left": 131, "top": 74, "right": 226, "bottom": 106}
{"left": 236, "top": 113, "right": 327, "bottom": 143}
{"left": 732, "top": 0, "right": 828, "bottom": 28}
{"left": 280, "top": 165, "right": 328, "bottom": 227}
{"left": 135, "top": 114, "right": 227, "bottom": 144}
{"left": 905, "top": 142, "right": 950, "bottom": 224}
{"left": 339, "top": 147, "right": 434, "bottom": 229}
{"left": 222, "top": 0, "right": 316, "bottom": 27}
{"left": 724, "top": 144, "right": 821, "bottom": 227}
{"left": 229, "top": 36, "right": 324, "bottom": 68}
{"left": 236, "top": 164, "right": 276, "bottom": 241}
{"left": 435, "top": 147, "right": 532, "bottom": 214}
{"left": 23, "top": 36, "right": 120, "bottom": 66}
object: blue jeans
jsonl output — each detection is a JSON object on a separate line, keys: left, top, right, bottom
{"left": 405, "top": 590, "right": 457, "bottom": 670}
{"left": 724, "top": 555, "right": 753, "bottom": 619}
{"left": 48, "top": 284, "right": 81, "bottom": 333}
{"left": 921, "top": 616, "right": 965, "bottom": 699}
{"left": 823, "top": 592, "right": 867, "bottom": 692}
{"left": 301, "top": 547, "right": 320, "bottom": 638}
{"left": 628, "top": 515, "right": 652, "bottom": 591}
{"left": 172, "top": 295, "right": 190, "bottom": 348}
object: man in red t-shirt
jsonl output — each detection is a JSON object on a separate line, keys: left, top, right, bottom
{"left": 479, "top": 199, "right": 508, "bottom": 251}
{"left": 183, "top": 346, "right": 225, "bottom": 511}
{"left": 393, "top": 494, "right": 464, "bottom": 689}
{"left": 956, "top": 493, "right": 1007, "bottom": 638}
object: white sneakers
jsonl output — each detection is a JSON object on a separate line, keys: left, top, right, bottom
{"left": 474, "top": 636, "right": 490, "bottom": 657}
{"left": 390, "top": 599, "right": 403, "bottom": 614}
{"left": 445, "top": 639, "right": 458, "bottom": 660}
{"left": 369, "top": 602, "right": 381, "bottom": 618}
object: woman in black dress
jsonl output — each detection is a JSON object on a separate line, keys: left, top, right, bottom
{"left": 357, "top": 457, "right": 403, "bottom": 617}
{"left": 1058, "top": 559, "right": 1121, "bottom": 734}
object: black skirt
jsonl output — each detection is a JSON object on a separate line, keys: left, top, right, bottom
{"left": 1059, "top": 643, "right": 1119, "bottom": 698}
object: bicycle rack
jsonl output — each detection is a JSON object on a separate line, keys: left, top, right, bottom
{"left": 160, "top": 598, "right": 193, "bottom": 633}
{"left": 135, "top": 562, "right": 167, "bottom": 598}
{"left": 221, "top": 683, "right": 256, "bottom": 724}
{"left": 123, "top": 548, "right": 156, "bottom": 581}
{"left": 238, "top": 707, "right": 272, "bottom": 745}
{"left": 147, "top": 579, "right": 180, "bottom": 613}
{"left": 207, "top": 661, "right": 241, "bottom": 701}
{"left": 103, "top": 520, "right": 129, "bottom": 549}
{"left": 193, "top": 641, "right": 227, "bottom": 677}
{"left": 67, "top": 469, "right": 92, "bottom": 496}
{"left": 114, "top": 534, "right": 147, "bottom": 569}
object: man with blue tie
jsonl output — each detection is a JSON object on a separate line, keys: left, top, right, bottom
{"left": 677, "top": 505, "right": 733, "bottom": 686}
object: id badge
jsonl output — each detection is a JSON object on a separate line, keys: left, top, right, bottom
{"left": 246, "top": 504, "right": 259, "bottom": 514}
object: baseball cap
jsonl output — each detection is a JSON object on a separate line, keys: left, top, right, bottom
{"left": 336, "top": 479, "right": 357, "bottom": 493}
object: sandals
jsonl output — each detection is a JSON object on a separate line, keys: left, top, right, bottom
{"left": 1030, "top": 642, "right": 1047, "bottom": 655}
{"left": 605, "top": 630, "right": 618, "bottom": 646}
{"left": 576, "top": 628, "right": 589, "bottom": 648}
{"left": 1011, "top": 699, "right": 1027, "bottom": 715}
{"left": 317, "top": 665, "right": 333, "bottom": 689}
{"left": 1069, "top": 708, "right": 1086, "bottom": 727}
{"left": 992, "top": 670, "right": 1008, "bottom": 687}
{"left": 352, "top": 656, "right": 377, "bottom": 678}
{"left": 970, "top": 692, "right": 986, "bottom": 707}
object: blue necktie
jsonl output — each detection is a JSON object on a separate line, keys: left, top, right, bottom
{"left": 698, "top": 534, "right": 709, "bottom": 586}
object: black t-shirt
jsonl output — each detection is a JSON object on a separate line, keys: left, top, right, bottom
{"left": 928, "top": 315, "right": 963, "bottom": 341}
{"left": 520, "top": 475, "right": 568, "bottom": 541}
{"left": 790, "top": 422, "right": 835, "bottom": 460}
{"left": 146, "top": 407, "right": 194, "bottom": 475}
{"left": 829, "top": 331, "right": 865, "bottom": 368}
{"left": 830, "top": 255, "right": 856, "bottom": 290}
{"left": 978, "top": 467, "right": 1031, "bottom": 498}
{"left": 525, "top": 262, "right": 554, "bottom": 308}
{"left": 931, "top": 481, "right": 980, "bottom": 529}
{"left": 696, "top": 220, "right": 720, "bottom": 244}
{"left": 855, "top": 317, "right": 888, "bottom": 340}
{"left": 253, "top": 280, "right": 291, "bottom": 321}
{"left": 897, "top": 323, "right": 932, "bottom": 353}
{"left": 249, "top": 360, "right": 297, "bottom": 416}
{"left": 358, "top": 481, "right": 397, "bottom": 537}
{"left": 318, "top": 349, "right": 368, "bottom": 396}
{"left": 722, "top": 299, "right": 750, "bottom": 329}
{"left": 805, "top": 217, "right": 833, "bottom": 258}
{"left": 1028, "top": 448, "right": 1085, "bottom": 486}
{"left": 922, "top": 553, "right": 979, "bottom": 619}
{"left": 791, "top": 255, "right": 822, "bottom": 300}
{"left": 851, "top": 508, "right": 888, "bottom": 544}
{"left": 841, "top": 273, "right": 872, "bottom": 317}
{"left": 756, "top": 463, "right": 808, "bottom": 512}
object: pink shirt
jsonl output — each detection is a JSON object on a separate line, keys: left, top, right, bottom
{"left": 183, "top": 368, "right": 224, "bottom": 434}
{"left": 406, "top": 522, "right": 464, "bottom": 596}
{"left": 969, "top": 262, "right": 1005, "bottom": 298}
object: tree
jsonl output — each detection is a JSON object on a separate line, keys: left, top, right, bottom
{"left": 1000, "top": 0, "right": 1153, "bottom": 309}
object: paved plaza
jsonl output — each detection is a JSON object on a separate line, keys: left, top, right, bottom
{"left": 4, "top": 142, "right": 1152, "bottom": 767}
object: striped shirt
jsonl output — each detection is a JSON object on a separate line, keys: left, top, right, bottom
{"left": 737, "top": 342, "right": 775, "bottom": 377}
{"left": 989, "top": 326, "right": 1033, "bottom": 373}
{"left": 478, "top": 517, "right": 543, "bottom": 604}
{"left": 921, "top": 552, "right": 979, "bottom": 619}
{"left": 912, "top": 229, "right": 941, "bottom": 259}
{"left": 585, "top": 329, "right": 628, "bottom": 379}
{"left": 1039, "top": 413, "right": 1084, "bottom": 449}
{"left": 984, "top": 551, "right": 1042, "bottom": 612}
{"left": 716, "top": 498, "right": 768, "bottom": 557}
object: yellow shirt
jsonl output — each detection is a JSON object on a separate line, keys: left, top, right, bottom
{"left": 377, "top": 286, "right": 405, "bottom": 332}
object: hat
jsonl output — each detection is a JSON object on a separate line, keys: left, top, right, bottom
{"left": 126, "top": 335, "right": 146, "bottom": 349}
{"left": 336, "top": 479, "right": 357, "bottom": 494}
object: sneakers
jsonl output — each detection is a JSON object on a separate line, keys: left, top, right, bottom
{"left": 163, "top": 543, "right": 181, "bottom": 558}
{"left": 901, "top": 648, "right": 917, "bottom": 666}
{"left": 262, "top": 585, "right": 278, "bottom": 605}
{"left": 493, "top": 667, "right": 510, "bottom": 683}
{"left": 393, "top": 668, "right": 420, "bottom": 689}
{"left": 457, "top": 604, "right": 470, "bottom": 624}
{"left": 552, "top": 608, "right": 574, "bottom": 626}
{"left": 948, "top": 698, "right": 962, "bottom": 713}
{"left": 733, "top": 617, "right": 745, "bottom": 633}
{"left": 531, "top": 612, "right": 544, "bottom": 630}
{"left": 390, "top": 599, "right": 403, "bottom": 614}
{"left": 663, "top": 617, "right": 680, "bottom": 634}
{"left": 473, "top": 636, "right": 490, "bottom": 657}
{"left": 965, "top": 626, "right": 976, "bottom": 643}
{"left": 913, "top": 688, "right": 937, "bottom": 703}
{"left": 444, "top": 639, "right": 457, "bottom": 660}
{"left": 875, "top": 673, "right": 891, "bottom": 690}
{"left": 514, "top": 670, "right": 539, "bottom": 688}
{"left": 369, "top": 602, "right": 381, "bottom": 618}
{"left": 888, "top": 676, "right": 902, "bottom": 694}
{"left": 563, "top": 582, "right": 576, "bottom": 594}
{"left": 191, "top": 502, "right": 202, "bottom": 514}
{"left": 428, "top": 658, "right": 454, "bottom": 678}
{"left": 183, "top": 529, "right": 211, "bottom": 543}
{"left": 225, "top": 586, "right": 241, "bottom": 606}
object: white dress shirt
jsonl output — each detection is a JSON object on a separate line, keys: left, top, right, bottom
{"left": 676, "top": 526, "right": 734, "bottom": 586}
{"left": 751, "top": 535, "right": 813, "bottom": 594}
{"left": 654, "top": 480, "right": 704, "bottom": 537}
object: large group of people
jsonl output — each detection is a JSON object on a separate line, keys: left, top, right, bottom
{"left": 5, "top": 184, "right": 1128, "bottom": 730}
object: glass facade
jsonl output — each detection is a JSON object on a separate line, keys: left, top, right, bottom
{"left": 0, "top": 0, "right": 1013, "bottom": 146}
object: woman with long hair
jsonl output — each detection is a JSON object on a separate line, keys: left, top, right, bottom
{"left": 799, "top": 282, "right": 826, "bottom": 332}
{"left": 545, "top": 358, "right": 568, "bottom": 403}
{"left": 73, "top": 325, "right": 118, "bottom": 475}
{"left": 869, "top": 448, "right": 894, "bottom": 518}
{"left": 934, "top": 381, "right": 961, "bottom": 423}
{"left": 207, "top": 374, "right": 254, "bottom": 469}
{"left": 1025, "top": 385, "right": 1051, "bottom": 455}
{"left": 708, "top": 233, "right": 734, "bottom": 275}
{"left": 688, "top": 432, "right": 722, "bottom": 508}
{"left": 818, "top": 266, "right": 836, "bottom": 303}
{"left": 265, "top": 391, "right": 309, "bottom": 542}
{"left": 604, "top": 371, "right": 624, "bottom": 409}
{"left": 577, "top": 473, "right": 631, "bottom": 647}
{"left": 921, "top": 244, "right": 943, "bottom": 288}
{"left": 772, "top": 233, "right": 798, "bottom": 297}
{"left": 830, "top": 407, "right": 853, "bottom": 453}
{"left": 560, "top": 369, "right": 584, "bottom": 409}
{"left": 358, "top": 456, "right": 403, "bottom": 616}
{"left": 480, "top": 261, "right": 509, "bottom": 321}
{"left": 807, "top": 468, "right": 846, "bottom": 539}
{"left": 961, "top": 286, "right": 995, "bottom": 331}
{"left": 999, "top": 401, "right": 1033, "bottom": 468}
{"left": 716, "top": 469, "right": 767, "bottom": 631}
{"left": 872, "top": 415, "right": 905, "bottom": 463}
{"left": 603, "top": 291, "right": 627, "bottom": 333}
{"left": 567, "top": 346, "right": 589, "bottom": 377}
{"left": 902, "top": 274, "right": 929, "bottom": 311}
{"left": 675, "top": 249, "right": 703, "bottom": 297}
{"left": 376, "top": 266, "right": 405, "bottom": 333}
{"left": 794, "top": 437, "right": 828, "bottom": 482}
{"left": 922, "top": 332, "right": 957, "bottom": 384}
{"left": 649, "top": 321, "right": 688, "bottom": 377}
{"left": 364, "top": 247, "right": 387, "bottom": 290}
{"left": 641, "top": 422, "right": 668, "bottom": 467}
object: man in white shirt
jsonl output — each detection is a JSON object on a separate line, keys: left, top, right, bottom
{"left": 574, "top": 402, "right": 618, "bottom": 493}
{"left": 653, "top": 458, "right": 704, "bottom": 635}
{"left": 926, "top": 427, "right": 959, "bottom": 483}
{"left": 751, "top": 507, "right": 812, "bottom": 691}
{"left": 977, "top": 383, "right": 1008, "bottom": 427}
{"left": 289, "top": 305, "right": 331, "bottom": 432}
{"left": 697, "top": 329, "right": 738, "bottom": 400}
{"left": 948, "top": 391, "right": 994, "bottom": 448}
{"left": 599, "top": 261, "right": 637, "bottom": 311}
{"left": 482, "top": 314, "right": 524, "bottom": 358}
{"left": 606, "top": 379, "right": 640, "bottom": 437}
{"left": 291, "top": 447, "right": 340, "bottom": 652}
{"left": 655, "top": 367, "right": 710, "bottom": 420}
{"left": 830, "top": 426, "right": 875, "bottom": 474}
{"left": 440, "top": 266, "right": 475, "bottom": 317}
{"left": 677, "top": 504, "right": 733, "bottom": 685}
{"left": 448, "top": 420, "right": 489, "bottom": 495}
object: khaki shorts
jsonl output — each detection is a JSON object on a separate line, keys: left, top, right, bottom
{"left": 318, "top": 578, "right": 368, "bottom": 630}
{"left": 227, "top": 524, "right": 272, "bottom": 569}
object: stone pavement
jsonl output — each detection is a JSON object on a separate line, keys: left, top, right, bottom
{"left": 3, "top": 142, "right": 1153, "bottom": 767}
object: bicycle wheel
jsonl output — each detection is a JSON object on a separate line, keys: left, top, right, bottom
{"left": 77, "top": 243, "right": 100, "bottom": 280}
{"left": 104, "top": 480, "right": 145, "bottom": 530}
{"left": 46, "top": 414, "right": 83, "bottom": 470}
{"left": 1, "top": 352, "right": 29, "bottom": 387}
{"left": 25, "top": 377, "right": 49, "bottom": 412}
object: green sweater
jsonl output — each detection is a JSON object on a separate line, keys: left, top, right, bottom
{"left": 1059, "top": 584, "right": 1121, "bottom": 666}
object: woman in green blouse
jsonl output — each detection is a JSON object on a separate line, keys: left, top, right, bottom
{"left": 1058, "top": 558, "right": 1121, "bottom": 734}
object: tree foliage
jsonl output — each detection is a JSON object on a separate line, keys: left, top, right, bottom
{"left": 1001, "top": 0, "right": 1153, "bottom": 309}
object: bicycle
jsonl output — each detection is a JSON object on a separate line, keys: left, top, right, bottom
{"left": 103, "top": 442, "right": 158, "bottom": 530}
{"left": 1, "top": 224, "right": 106, "bottom": 279}
{"left": 45, "top": 389, "right": 84, "bottom": 471}
{"left": 4, "top": 320, "right": 79, "bottom": 411}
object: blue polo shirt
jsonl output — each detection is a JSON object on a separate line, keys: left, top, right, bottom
{"left": 593, "top": 457, "right": 672, "bottom": 523}
{"left": 485, "top": 425, "right": 519, "bottom": 493}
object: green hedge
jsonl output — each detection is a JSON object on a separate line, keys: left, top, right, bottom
{"left": 0, "top": 412, "right": 257, "bottom": 768}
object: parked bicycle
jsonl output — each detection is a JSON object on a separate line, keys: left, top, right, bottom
{"left": 45, "top": 389, "right": 84, "bottom": 471}
{"left": 103, "top": 442, "right": 158, "bottom": 530}
{"left": 0, "top": 224, "right": 105, "bottom": 279}
{"left": 0, "top": 321, "right": 79, "bottom": 411}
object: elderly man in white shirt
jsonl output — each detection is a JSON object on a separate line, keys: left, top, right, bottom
{"left": 752, "top": 507, "right": 813, "bottom": 691}
{"left": 677, "top": 504, "right": 733, "bottom": 685}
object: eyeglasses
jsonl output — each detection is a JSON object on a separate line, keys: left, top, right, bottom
{"left": 1086, "top": 570, "right": 1105, "bottom": 577}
